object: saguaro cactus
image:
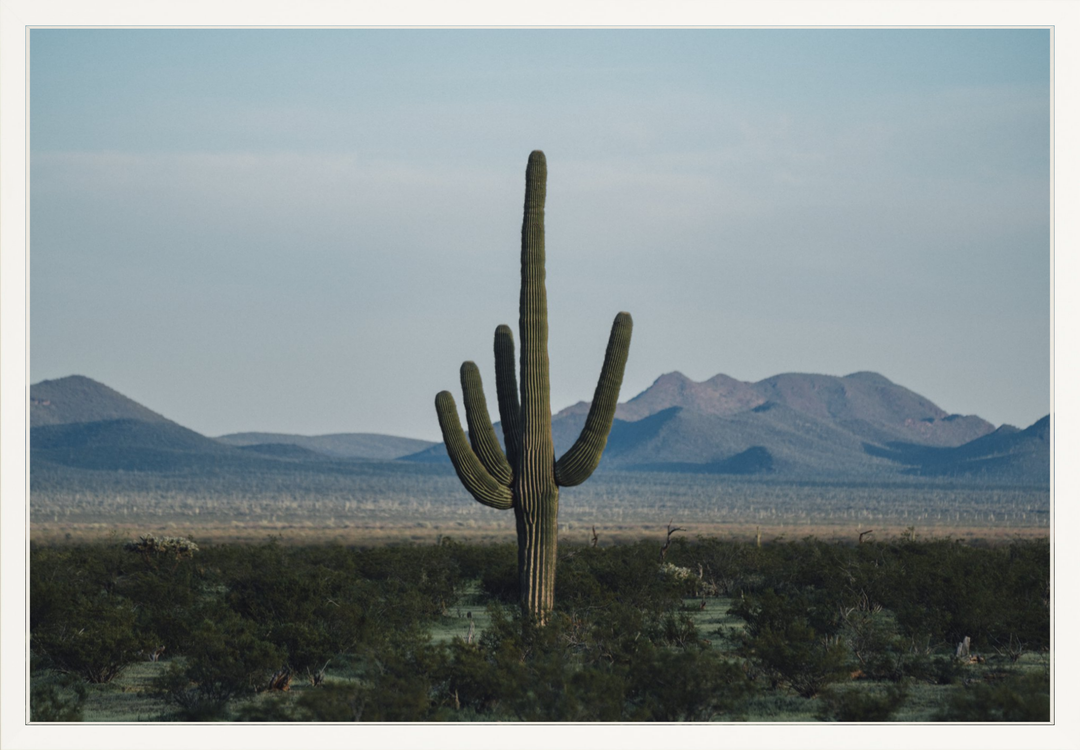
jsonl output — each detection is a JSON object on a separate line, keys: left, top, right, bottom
{"left": 435, "top": 150, "right": 632, "bottom": 621}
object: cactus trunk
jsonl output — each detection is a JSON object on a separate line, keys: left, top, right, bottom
{"left": 435, "top": 151, "right": 632, "bottom": 621}
{"left": 515, "top": 483, "right": 559, "bottom": 618}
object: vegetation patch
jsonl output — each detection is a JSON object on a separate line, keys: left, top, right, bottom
{"left": 29, "top": 534, "right": 1050, "bottom": 722}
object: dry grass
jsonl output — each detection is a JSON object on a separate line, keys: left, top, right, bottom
{"left": 29, "top": 519, "right": 1050, "bottom": 547}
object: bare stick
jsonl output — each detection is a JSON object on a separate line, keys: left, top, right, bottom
{"left": 660, "top": 519, "right": 684, "bottom": 561}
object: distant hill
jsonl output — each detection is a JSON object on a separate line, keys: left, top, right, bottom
{"left": 31, "top": 375, "right": 171, "bottom": 427}
{"left": 32, "top": 418, "right": 258, "bottom": 472}
{"left": 587, "top": 370, "right": 1002, "bottom": 477}
{"left": 601, "top": 401, "right": 895, "bottom": 476}
{"left": 216, "top": 432, "right": 435, "bottom": 461}
{"left": 30, "top": 375, "right": 239, "bottom": 472}
{"left": 29, "top": 372, "right": 1047, "bottom": 486}
{"left": 31, "top": 376, "right": 360, "bottom": 474}
{"left": 407, "top": 370, "right": 1047, "bottom": 484}
{"left": 865, "top": 415, "right": 1050, "bottom": 483}
{"left": 236, "top": 442, "right": 327, "bottom": 460}
{"left": 560, "top": 371, "right": 994, "bottom": 448}
{"left": 30, "top": 375, "right": 436, "bottom": 472}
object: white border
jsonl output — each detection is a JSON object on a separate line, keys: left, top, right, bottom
{"left": 3, "top": 2, "right": 1077, "bottom": 749}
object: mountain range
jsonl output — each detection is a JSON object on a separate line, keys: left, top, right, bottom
{"left": 29, "top": 373, "right": 1050, "bottom": 485}
{"left": 31, "top": 376, "right": 434, "bottom": 474}
{"left": 406, "top": 370, "right": 1049, "bottom": 483}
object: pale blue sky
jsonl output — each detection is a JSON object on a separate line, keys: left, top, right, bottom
{"left": 29, "top": 29, "right": 1051, "bottom": 440}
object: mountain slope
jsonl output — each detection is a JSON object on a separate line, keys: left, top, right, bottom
{"left": 216, "top": 432, "right": 435, "bottom": 461}
{"left": 543, "top": 371, "right": 998, "bottom": 475}
{"left": 563, "top": 370, "right": 994, "bottom": 447}
{"left": 30, "top": 377, "right": 324, "bottom": 474}
{"left": 31, "top": 418, "right": 259, "bottom": 472}
{"left": 416, "top": 370, "right": 1044, "bottom": 482}
{"left": 755, "top": 371, "right": 993, "bottom": 447}
{"left": 30, "top": 372, "right": 1045, "bottom": 485}
{"left": 864, "top": 415, "right": 1050, "bottom": 483}
{"left": 602, "top": 402, "right": 898, "bottom": 476}
{"left": 31, "top": 375, "right": 171, "bottom": 427}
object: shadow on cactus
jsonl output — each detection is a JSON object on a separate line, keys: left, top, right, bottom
{"left": 436, "top": 151, "right": 632, "bottom": 622}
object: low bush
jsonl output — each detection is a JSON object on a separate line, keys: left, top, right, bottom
{"left": 29, "top": 671, "right": 87, "bottom": 722}
{"left": 154, "top": 613, "right": 283, "bottom": 720}
{"left": 934, "top": 670, "right": 1050, "bottom": 722}
{"left": 625, "top": 643, "right": 751, "bottom": 721}
{"left": 816, "top": 682, "right": 909, "bottom": 722}
{"left": 32, "top": 598, "right": 143, "bottom": 684}
{"left": 27, "top": 536, "right": 1050, "bottom": 722}
{"left": 730, "top": 589, "right": 849, "bottom": 697}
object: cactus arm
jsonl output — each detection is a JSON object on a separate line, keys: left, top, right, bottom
{"left": 494, "top": 324, "right": 522, "bottom": 470}
{"left": 460, "top": 361, "right": 513, "bottom": 486}
{"left": 435, "top": 391, "right": 513, "bottom": 510}
{"left": 519, "top": 150, "right": 555, "bottom": 468}
{"left": 554, "top": 311, "right": 633, "bottom": 487}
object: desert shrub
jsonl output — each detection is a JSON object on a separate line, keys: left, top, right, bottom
{"left": 438, "top": 606, "right": 543, "bottom": 718}
{"left": 879, "top": 539, "right": 999, "bottom": 645}
{"left": 292, "top": 682, "right": 368, "bottom": 722}
{"left": 353, "top": 543, "right": 463, "bottom": 619}
{"left": 31, "top": 597, "right": 143, "bottom": 684}
{"left": 731, "top": 589, "right": 849, "bottom": 697}
{"left": 934, "top": 669, "right": 1050, "bottom": 722}
{"left": 485, "top": 609, "right": 627, "bottom": 722}
{"left": 153, "top": 662, "right": 229, "bottom": 721}
{"left": 154, "top": 613, "right": 283, "bottom": 720}
{"left": 659, "top": 610, "right": 704, "bottom": 649}
{"left": 443, "top": 539, "right": 516, "bottom": 582}
{"left": 718, "top": 536, "right": 1049, "bottom": 683}
{"left": 874, "top": 538, "right": 1049, "bottom": 651}
{"left": 442, "top": 636, "right": 513, "bottom": 714}
{"left": 994, "top": 540, "right": 1051, "bottom": 650}
{"left": 234, "top": 693, "right": 299, "bottom": 722}
{"left": 838, "top": 605, "right": 909, "bottom": 680}
{"left": 29, "top": 545, "right": 79, "bottom": 633}
{"left": 438, "top": 606, "right": 628, "bottom": 721}
{"left": 478, "top": 554, "right": 520, "bottom": 603}
{"left": 673, "top": 537, "right": 762, "bottom": 595}
{"left": 580, "top": 601, "right": 651, "bottom": 666}
{"left": 123, "top": 534, "right": 199, "bottom": 566}
{"left": 900, "top": 653, "right": 968, "bottom": 686}
{"left": 27, "top": 536, "right": 1049, "bottom": 722}
{"left": 816, "top": 682, "right": 909, "bottom": 722}
{"left": 563, "top": 542, "right": 690, "bottom": 611}
{"left": 292, "top": 638, "right": 449, "bottom": 722}
{"left": 117, "top": 559, "right": 204, "bottom": 655}
{"left": 222, "top": 539, "right": 316, "bottom": 624}
{"left": 29, "top": 671, "right": 87, "bottom": 722}
{"left": 219, "top": 542, "right": 394, "bottom": 675}
{"left": 438, "top": 599, "right": 750, "bottom": 722}
{"left": 625, "top": 644, "right": 751, "bottom": 721}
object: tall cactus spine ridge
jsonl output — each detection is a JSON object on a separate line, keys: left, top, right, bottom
{"left": 435, "top": 151, "right": 632, "bottom": 621}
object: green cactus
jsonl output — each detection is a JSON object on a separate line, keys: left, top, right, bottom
{"left": 435, "top": 151, "right": 632, "bottom": 621}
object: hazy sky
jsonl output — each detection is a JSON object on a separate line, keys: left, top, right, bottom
{"left": 29, "top": 28, "right": 1051, "bottom": 441}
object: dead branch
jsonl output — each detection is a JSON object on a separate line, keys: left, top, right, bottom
{"left": 659, "top": 519, "right": 684, "bottom": 561}
{"left": 992, "top": 634, "right": 1025, "bottom": 663}
{"left": 309, "top": 659, "right": 332, "bottom": 687}
{"left": 268, "top": 667, "right": 292, "bottom": 691}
